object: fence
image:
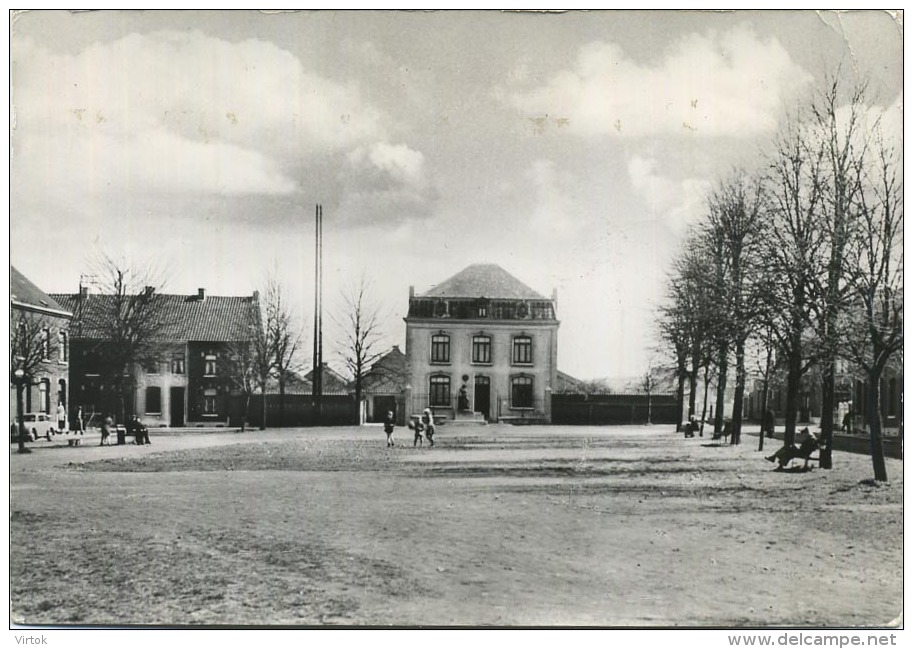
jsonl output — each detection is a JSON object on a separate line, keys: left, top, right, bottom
{"left": 551, "top": 393, "right": 678, "bottom": 425}
{"left": 241, "top": 394, "right": 358, "bottom": 428}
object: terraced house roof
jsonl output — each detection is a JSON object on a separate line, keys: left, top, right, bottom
{"left": 420, "top": 264, "right": 546, "bottom": 300}
{"left": 10, "top": 266, "right": 72, "bottom": 317}
{"left": 51, "top": 292, "right": 259, "bottom": 343}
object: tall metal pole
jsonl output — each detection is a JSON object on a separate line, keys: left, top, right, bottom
{"left": 311, "top": 204, "right": 324, "bottom": 423}
{"left": 317, "top": 204, "right": 324, "bottom": 418}
{"left": 312, "top": 205, "right": 320, "bottom": 417}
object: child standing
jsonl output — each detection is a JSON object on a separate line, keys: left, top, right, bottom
{"left": 411, "top": 416, "right": 424, "bottom": 447}
{"left": 422, "top": 408, "right": 435, "bottom": 447}
{"left": 383, "top": 410, "right": 395, "bottom": 447}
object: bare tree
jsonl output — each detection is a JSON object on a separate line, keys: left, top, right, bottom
{"left": 263, "top": 275, "right": 305, "bottom": 428}
{"left": 761, "top": 112, "right": 828, "bottom": 448}
{"left": 806, "top": 81, "right": 871, "bottom": 468}
{"left": 656, "top": 232, "right": 718, "bottom": 437}
{"left": 9, "top": 312, "right": 57, "bottom": 453}
{"left": 223, "top": 299, "right": 270, "bottom": 431}
{"left": 334, "top": 274, "right": 387, "bottom": 422}
{"left": 79, "top": 251, "right": 170, "bottom": 424}
{"left": 640, "top": 366, "right": 658, "bottom": 426}
{"left": 842, "top": 135, "right": 903, "bottom": 482}
{"left": 704, "top": 170, "right": 767, "bottom": 445}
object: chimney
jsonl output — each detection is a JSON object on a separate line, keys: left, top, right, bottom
{"left": 409, "top": 285, "right": 414, "bottom": 298}
{"left": 552, "top": 288, "right": 558, "bottom": 313}
{"left": 79, "top": 285, "right": 88, "bottom": 298}
{"left": 252, "top": 290, "right": 259, "bottom": 302}
{"left": 144, "top": 286, "right": 155, "bottom": 297}
{"left": 197, "top": 288, "right": 206, "bottom": 301}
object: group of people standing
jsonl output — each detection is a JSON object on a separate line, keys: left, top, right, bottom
{"left": 384, "top": 408, "right": 436, "bottom": 448}
{"left": 98, "top": 413, "right": 151, "bottom": 446}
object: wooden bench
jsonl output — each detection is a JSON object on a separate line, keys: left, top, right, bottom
{"left": 791, "top": 441, "right": 828, "bottom": 470}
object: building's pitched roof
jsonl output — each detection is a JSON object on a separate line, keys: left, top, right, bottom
{"left": 362, "top": 346, "right": 407, "bottom": 392}
{"left": 51, "top": 292, "right": 258, "bottom": 342}
{"left": 265, "top": 371, "right": 313, "bottom": 395}
{"left": 302, "top": 363, "right": 350, "bottom": 393}
{"left": 420, "top": 264, "right": 546, "bottom": 300}
{"left": 555, "top": 370, "right": 585, "bottom": 392}
{"left": 366, "top": 346, "right": 406, "bottom": 375}
{"left": 10, "top": 266, "right": 72, "bottom": 317}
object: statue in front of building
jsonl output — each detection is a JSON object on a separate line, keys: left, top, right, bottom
{"left": 458, "top": 383, "right": 470, "bottom": 412}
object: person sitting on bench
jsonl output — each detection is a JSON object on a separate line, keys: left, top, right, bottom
{"left": 765, "top": 427, "right": 820, "bottom": 469}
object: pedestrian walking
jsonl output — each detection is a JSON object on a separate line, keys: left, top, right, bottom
{"left": 763, "top": 408, "right": 775, "bottom": 438}
{"left": 100, "top": 414, "right": 113, "bottom": 446}
{"left": 422, "top": 408, "right": 435, "bottom": 447}
{"left": 74, "top": 406, "right": 84, "bottom": 435}
{"left": 383, "top": 410, "right": 395, "bottom": 447}
{"left": 56, "top": 402, "right": 66, "bottom": 432}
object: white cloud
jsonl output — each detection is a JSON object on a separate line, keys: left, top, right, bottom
{"left": 508, "top": 25, "right": 813, "bottom": 138}
{"left": 627, "top": 155, "right": 709, "bottom": 231}
{"left": 12, "top": 31, "right": 387, "bottom": 197}
{"left": 337, "top": 142, "right": 438, "bottom": 223}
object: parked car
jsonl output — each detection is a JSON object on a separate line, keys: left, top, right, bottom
{"left": 10, "top": 413, "right": 58, "bottom": 442}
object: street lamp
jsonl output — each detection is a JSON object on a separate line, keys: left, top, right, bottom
{"left": 11, "top": 368, "right": 30, "bottom": 453}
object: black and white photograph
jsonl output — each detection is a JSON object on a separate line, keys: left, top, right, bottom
{"left": 8, "top": 8, "right": 904, "bottom": 637}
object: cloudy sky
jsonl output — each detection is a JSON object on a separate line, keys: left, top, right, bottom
{"left": 9, "top": 10, "right": 903, "bottom": 380}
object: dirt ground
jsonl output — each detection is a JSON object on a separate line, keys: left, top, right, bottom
{"left": 8, "top": 424, "right": 903, "bottom": 628}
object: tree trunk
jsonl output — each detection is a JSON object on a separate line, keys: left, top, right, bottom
{"left": 687, "top": 354, "right": 698, "bottom": 424}
{"left": 241, "top": 393, "right": 249, "bottom": 432}
{"left": 731, "top": 337, "right": 746, "bottom": 445}
{"left": 278, "top": 380, "right": 285, "bottom": 428}
{"left": 259, "top": 384, "right": 266, "bottom": 430}
{"left": 783, "top": 340, "right": 802, "bottom": 448}
{"left": 699, "top": 366, "right": 710, "bottom": 437}
{"left": 819, "top": 361, "right": 836, "bottom": 469}
{"left": 867, "top": 369, "right": 889, "bottom": 482}
{"left": 714, "top": 348, "right": 728, "bottom": 435}
{"left": 675, "top": 370, "right": 685, "bottom": 432}
{"left": 758, "top": 376, "right": 770, "bottom": 452}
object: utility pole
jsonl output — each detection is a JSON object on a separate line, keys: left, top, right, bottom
{"left": 312, "top": 204, "right": 323, "bottom": 423}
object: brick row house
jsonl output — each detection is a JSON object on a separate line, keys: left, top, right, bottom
{"left": 52, "top": 288, "right": 260, "bottom": 428}
{"left": 10, "top": 266, "right": 73, "bottom": 428}
{"left": 404, "top": 264, "right": 559, "bottom": 423}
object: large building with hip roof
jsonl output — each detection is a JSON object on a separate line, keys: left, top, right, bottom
{"left": 404, "top": 264, "right": 559, "bottom": 424}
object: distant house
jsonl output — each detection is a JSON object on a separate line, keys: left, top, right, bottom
{"left": 52, "top": 287, "right": 260, "bottom": 427}
{"left": 404, "top": 263, "right": 559, "bottom": 423}
{"left": 10, "top": 267, "right": 73, "bottom": 425}
{"left": 360, "top": 345, "right": 407, "bottom": 423}
{"left": 554, "top": 370, "right": 586, "bottom": 394}
{"left": 302, "top": 363, "right": 350, "bottom": 395}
